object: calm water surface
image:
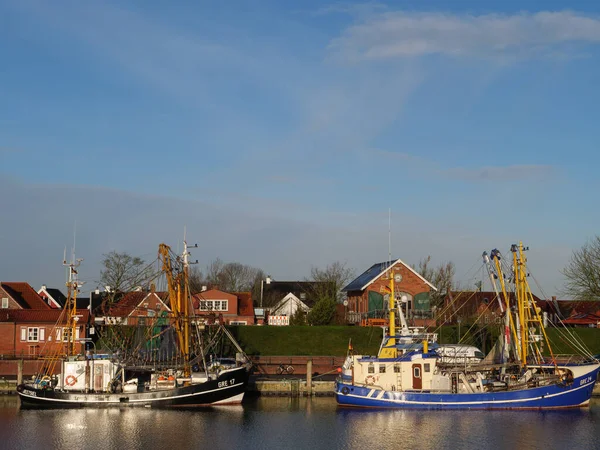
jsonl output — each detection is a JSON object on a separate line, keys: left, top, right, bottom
{"left": 0, "top": 396, "right": 598, "bottom": 449}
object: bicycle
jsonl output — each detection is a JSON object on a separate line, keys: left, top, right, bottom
{"left": 276, "top": 364, "right": 294, "bottom": 375}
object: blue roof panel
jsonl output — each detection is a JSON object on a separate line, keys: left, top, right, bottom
{"left": 343, "top": 261, "right": 393, "bottom": 292}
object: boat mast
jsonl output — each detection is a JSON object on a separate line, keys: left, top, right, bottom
{"left": 511, "top": 242, "right": 556, "bottom": 366}
{"left": 488, "top": 249, "right": 520, "bottom": 365}
{"left": 63, "top": 251, "right": 83, "bottom": 357}
{"left": 158, "top": 243, "right": 190, "bottom": 376}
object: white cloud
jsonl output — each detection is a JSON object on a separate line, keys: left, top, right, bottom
{"left": 329, "top": 10, "right": 600, "bottom": 62}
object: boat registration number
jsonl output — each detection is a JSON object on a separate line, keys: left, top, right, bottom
{"left": 580, "top": 376, "right": 593, "bottom": 386}
{"left": 218, "top": 379, "right": 235, "bottom": 388}
{"left": 23, "top": 389, "right": 37, "bottom": 397}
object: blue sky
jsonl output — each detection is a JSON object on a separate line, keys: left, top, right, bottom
{"left": 2, "top": 1, "right": 600, "bottom": 297}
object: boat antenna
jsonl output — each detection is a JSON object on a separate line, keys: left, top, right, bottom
{"left": 388, "top": 208, "right": 392, "bottom": 267}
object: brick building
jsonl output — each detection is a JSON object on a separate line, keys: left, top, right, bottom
{"left": 103, "top": 291, "right": 170, "bottom": 325}
{"left": 1, "top": 282, "right": 51, "bottom": 310}
{"left": 192, "top": 289, "right": 255, "bottom": 325}
{"left": 343, "top": 259, "right": 437, "bottom": 327}
{"left": 0, "top": 309, "right": 90, "bottom": 358}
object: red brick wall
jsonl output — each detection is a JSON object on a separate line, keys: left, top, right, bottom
{"left": 0, "top": 287, "right": 22, "bottom": 309}
{"left": 348, "top": 263, "right": 432, "bottom": 316}
{"left": 0, "top": 323, "right": 16, "bottom": 355}
{"left": 250, "top": 356, "right": 346, "bottom": 375}
{"left": 9, "top": 323, "right": 85, "bottom": 357}
{"left": 195, "top": 290, "right": 237, "bottom": 314}
{"left": 130, "top": 293, "right": 169, "bottom": 318}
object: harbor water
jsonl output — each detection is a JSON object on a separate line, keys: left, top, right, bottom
{"left": 0, "top": 396, "right": 598, "bottom": 449}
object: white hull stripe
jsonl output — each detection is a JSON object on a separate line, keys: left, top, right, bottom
{"left": 19, "top": 382, "right": 244, "bottom": 404}
{"left": 211, "top": 393, "right": 245, "bottom": 405}
{"left": 341, "top": 381, "right": 593, "bottom": 406}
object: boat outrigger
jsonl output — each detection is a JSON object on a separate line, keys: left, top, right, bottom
{"left": 17, "top": 241, "right": 249, "bottom": 408}
{"left": 335, "top": 243, "right": 600, "bottom": 409}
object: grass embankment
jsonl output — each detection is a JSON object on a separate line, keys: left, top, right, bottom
{"left": 229, "top": 326, "right": 383, "bottom": 356}
{"left": 229, "top": 325, "right": 600, "bottom": 357}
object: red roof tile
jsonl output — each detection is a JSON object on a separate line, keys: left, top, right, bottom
{"left": 107, "top": 292, "right": 146, "bottom": 317}
{"left": 1, "top": 282, "right": 51, "bottom": 309}
{"left": 107, "top": 292, "right": 170, "bottom": 317}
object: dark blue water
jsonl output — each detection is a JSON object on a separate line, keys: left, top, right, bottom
{"left": 0, "top": 396, "right": 598, "bottom": 449}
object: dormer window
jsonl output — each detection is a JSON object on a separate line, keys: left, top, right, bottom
{"left": 1, "top": 298, "right": 8, "bottom": 308}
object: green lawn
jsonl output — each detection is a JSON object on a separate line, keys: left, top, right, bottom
{"left": 229, "top": 326, "right": 383, "bottom": 356}
{"left": 228, "top": 325, "right": 600, "bottom": 357}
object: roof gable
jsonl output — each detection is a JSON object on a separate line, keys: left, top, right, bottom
{"left": 38, "top": 287, "right": 67, "bottom": 308}
{"left": 271, "top": 293, "right": 310, "bottom": 315}
{"left": 1, "top": 282, "right": 51, "bottom": 309}
{"left": 342, "top": 260, "right": 437, "bottom": 292}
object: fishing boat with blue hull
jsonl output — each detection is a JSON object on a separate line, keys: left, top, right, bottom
{"left": 336, "top": 243, "right": 600, "bottom": 410}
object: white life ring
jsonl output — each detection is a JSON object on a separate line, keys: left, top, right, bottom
{"left": 365, "top": 375, "right": 376, "bottom": 385}
{"left": 65, "top": 375, "right": 77, "bottom": 386}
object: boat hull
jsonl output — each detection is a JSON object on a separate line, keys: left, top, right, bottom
{"left": 17, "top": 367, "right": 248, "bottom": 408}
{"left": 336, "top": 364, "right": 599, "bottom": 410}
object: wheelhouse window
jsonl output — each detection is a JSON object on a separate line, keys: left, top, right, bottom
{"left": 394, "top": 364, "right": 401, "bottom": 373}
{"left": 379, "top": 365, "right": 386, "bottom": 373}
{"left": 368, "top": 363, "right": 375, "bottom": 374}
{"left": 424, "top": 363, "right": 430, "bottom": 373}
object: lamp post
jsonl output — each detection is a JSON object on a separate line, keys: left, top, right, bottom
{"left": 260, "top": 275, "right": 271, "bottom": 308}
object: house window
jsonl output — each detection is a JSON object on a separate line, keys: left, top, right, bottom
{"left": 148, "top": 310, "right": 156, "bottom": 317}
{"left": 1, "top": 298, "right": 8, "bottom": 308}
{"left": 62, "top": 328, "right": 72, "bottom": 342}
{"left": 27, "top": 327, "right": 39, "bottom": 342}
{"left": 199, "top": 300, "right": 228, "bottom": 311}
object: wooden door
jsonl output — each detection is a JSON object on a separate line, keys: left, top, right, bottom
{"left": 412, "top": 364, "right": 422, "bottom": 389}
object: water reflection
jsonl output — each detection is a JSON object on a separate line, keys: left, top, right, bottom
{"left": 0, "top": 396, "right": 598, "bottom": 449}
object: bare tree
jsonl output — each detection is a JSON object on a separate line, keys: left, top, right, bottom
{"left": 99, "top": 251, "right": 156, "bottom": 305}
{"left": 562, "top": 236, "right": 600, "bottom": 301}
{"left": 415, "top": 256, "right": 455, "bottom": 308}
{"left": 203, "top": 258, "right": 263, "bottom": 292}
{"left": 309, "top": 261, "right": 355, "bottom": 302}
{"left": 188, "top": 266, "right": 205, "bottom": 294}
{"left": 205, "top": 258, "right": 225, "bottom": 287}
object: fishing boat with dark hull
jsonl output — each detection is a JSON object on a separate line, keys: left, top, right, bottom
{"left": 17, "top": 366, "right": 247, "bottom": 408}
{"left": 336, "top": 243, "right": 600, "bottom": 410}
{"left": 17, "top": 240, "right": 250, "bottom": 408}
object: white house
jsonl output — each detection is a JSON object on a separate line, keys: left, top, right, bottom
{"left": 270, "top": 292, "right": 310, "bottom": 318}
